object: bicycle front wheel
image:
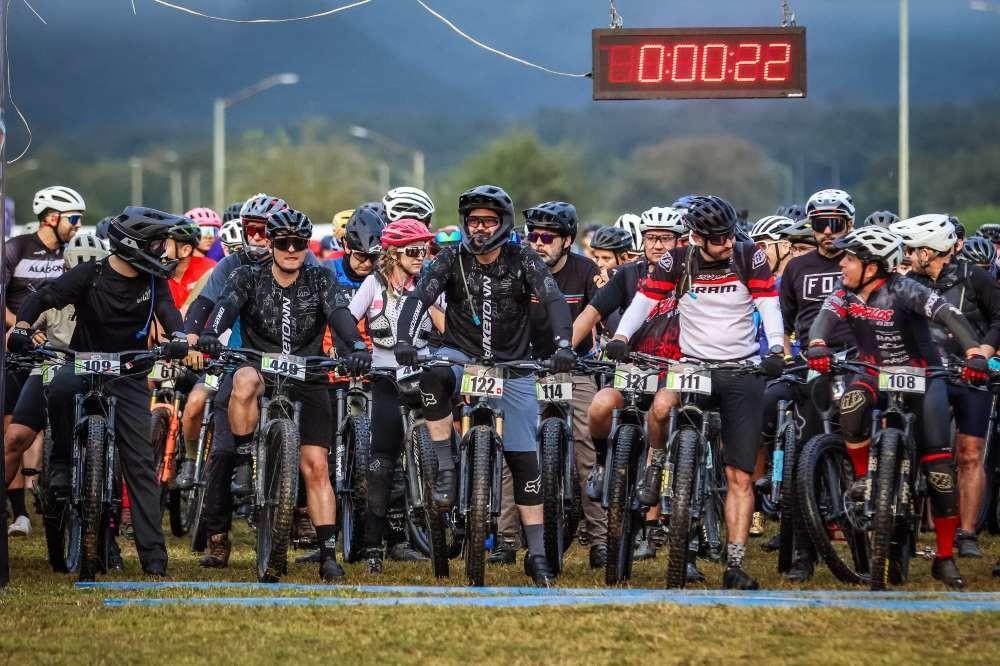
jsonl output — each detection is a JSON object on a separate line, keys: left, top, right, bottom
{"left": 465, "top": 426, "right": 492, "bottom": 587}
{"left": 79, "top": 417, "right": 107, "bottom": 582}
{"left": 605, "top": 424, "right": 640, "bottom": 586}
{"left": 665, "top": 427, "right": 698, "bottom": 589}
{"left": 870, "top": 429, "right": 902, "bottom": 591}
{"left": 256, "top": 419, "right": 300, "bottom": 583}
{"left": 540, "top": 417, "right": 570, "bottom": 575}
{"left": 340, "top": 415, "right": 370, "bottom": 563}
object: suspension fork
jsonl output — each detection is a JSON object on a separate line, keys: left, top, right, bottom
{"left": 490, "top": 407, "right": 505, "bottom": 521}
{"left": 105, "top": 396, "right": 119, "bottom": 515}
{"left": 192, "top": 389, "right": 215, "bottom": 488}
{"left": 601, "top": 407, "right": 623, "bottom": 507}
{"left": 770, "top": 400, "right": 791, "bottom": 506}
{"left": 333, "top": 387, "right": 348, "bottom": 492}
{"left": 863, "top": 409, "right": 885, "bottom": 518}
{"left": 71, "top": 394, "right": 87, "bottom": 506}
{"left": 561, "top": 402, "right": 575, "bottom": 502}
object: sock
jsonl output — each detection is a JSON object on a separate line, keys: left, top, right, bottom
{"left": 847, "top": 444, "right": 870, "bottom": 478}
{"left": 524, "top": 523, "right": 544, "bottom": 558}
{"left": 433, "top": 439, "right": 454, "bottom": 471}
{"left": 183, "top": 437, "right": 199, "bottom": 460}
{"left": 315, "top": 524, "right": 337, "bottom": 561}
{"left": 727, "top": 542, "right": 747, "bottom": 569}
{"left": 934, "top": 515, "right": 959, "bottom": 560}
{"left": 233, "top": 432, "right": 253, "bottom": 458}
{"left": 8, "top": 488, "right": 26, "bottom": 518}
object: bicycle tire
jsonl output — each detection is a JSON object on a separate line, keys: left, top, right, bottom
{"left": 340, "top": 415, "right": 370, "bottom": 563}
{"left": 777, "top": 416, "right": 799, "bottom": 573}
{"left": 168, "top": 488, "right": 190, "bottom": 537}
{"left": 79, "top": 417, "right": 107, "bottom": 582}
{"left": 870, "top": 429, "right": 902, "bottom": 591}
{"left": 539, "top": 418, "right": 569, "bottom": 575}
{"left": 465, "top": 426, "right": 492, "bottom": 587}
{"left": 43, "top": 495, "right": 81, "bottom": 574}
{"left": 256, "top": 419, "right": 300, "bottom": 583}
{"left": 795, "top": 433, "right": 870, "bottom": 585}
{"left": 188, "top": 414, "right": 214, "bottom": 552}
{"left": 150, "top": 406, "right": 171, "bottom": 513}
{"left": 665, "top": 427, "right": 698, "bottom": 588}
{"left": 413, "top": 423, "right": 451, "bottom": 578}
{"left": 605, "top": 424, "right": 640, "bottom": 586}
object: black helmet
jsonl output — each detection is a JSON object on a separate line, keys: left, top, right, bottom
{"left": 589, "top": 226, "right": 633, "bottom": 253}
{"left": 95, "top": 216, "right": 114, "bottom": 240}
{"left": 776, "top": 203, "right": 807, "bottom": 222}
{"left": 783, "top": 217, "right": 816, "bottom": 244}
{"left": 344, "top": 206, "right": 385, "bottom": 253}
{"left": 683, "top": 195, "right": 738, "bottom": 237}
{"left": 977, "top": 223, "right": 1000, "bottom": 242}
{"left": 864, "top": 210, "right": 900, "bottom": 229}
{"left": 356, "top": 201, "right": 389, "bottom": 225}
{"left": 961, "top": 235, "right": 996, "bottom": 266}
{"left": 523, "top": 201, "right": 579, "bottom": 239}
{"left": 167, "top": 217, "right": 203, "bottom": 246}
{"left": 458, "top": 184, "right": 515, "bottom": 255}
{"left": 240, "top": 193, "right": 288, "bottom": 221}
{"left": 107, "top": 206, "right": 182, "bottom": 278}
{"left": 949, "top": 217, "right": 965, "bottom": 240}
{"left": 223, "top": 201, "right": 244, "bottom": 223}
{"left": 671, "top": 194, "right": 700, "bottom": 211}
{"left": 265, "top": 208, "right": 313, "bottom": 239}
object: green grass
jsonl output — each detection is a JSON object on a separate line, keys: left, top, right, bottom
{"left": 1, "top": 519, "right": 999, "bottom": 664}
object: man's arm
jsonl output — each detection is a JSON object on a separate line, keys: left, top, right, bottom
{"left": 396, "top": 246, "right": 454, "bottom": 345}
{"left": 572, "top": 305, "right": 602, "bottom": 348}
{"left": 3, "top": 239, "right": 20, "bottom": 326}
{"left": 522, "top": 246, "right": 572, "bottom": 345}
{"left": 14, "top": 263, "right": 93, "bottom": 330}
{"left": 324, "top": 271, "right": 364, "bottom": 347}
{"left": 747, "top": 247, "right": 784, "bottom": 349}
{"left": 779, "top": 261, "right": 798, "bottom": 337}
{"left": 807, "top": 289, "right": 848, "bottom": 346}
{"left": 153, "top": 276, "right": 184, "bottom": 336}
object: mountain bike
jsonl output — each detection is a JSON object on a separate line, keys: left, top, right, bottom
{"left": 330, "top": 370, "right": 372, "bottom": 563}
{"left": 186, "top": 361, "right": 225, "bottom": 553}
{"left": 148, "top": 360, "right": 193, "bottom": 537}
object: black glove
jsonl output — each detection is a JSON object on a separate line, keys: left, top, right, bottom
{"left": 761, "top": 352, "right": 786, "bottom": 378}
{"left": 163, "top": 338, "right": 189, "bottom": 360}
{"left": 550, "top": 347, "right": 576, "bottom": 373}
{"left": 605, "top": 338, "right": 631, "bottom": 362}
{"left": 197, "top": 333, "right": 222, "bottom": 358}
{"left": 394, "top": 341, "right": 418, "bottom": 367}
{"left": 346, "top": 349, "right": 372, "bottom": 377}
{"left": 7, "top": 326, "right": 34, "bottom": 354}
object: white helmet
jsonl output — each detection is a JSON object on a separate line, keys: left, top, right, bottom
{"left": 640, "top": 206, "right": 686, "bottom": 234}
{"left": 806, "top": 188, "right": 855, "bottom": 223}
{"left": 63, "top": 233, "right": 109, "bottom": 269}
{"left": 889, "top": 214, "right": 956, "bottom": 253}
{"left": 834, "top": 226, "right": 905, "bottom": 273}
{"left": 219, "top": 218, "right": 243, "bottom": 252}
{"left": 614, "top": 213, "right": 644, "bottom": 252}
{"left": 32, "top": 186, "right": 86, "bottom": 216}
{"left": 749, "top": 215, "right": 795, "bottom": 241}
{"left": 383, "top": 186, "right": 435, "bottom": 223}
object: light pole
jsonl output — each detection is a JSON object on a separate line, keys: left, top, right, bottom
{"left": 212, "top": 73, "right": 299, "bottom": 213}
{"left": 349, "top": 125, "right": 426, "bottom": 191}
{"left": 899, "top": 0, "right": 910, "bottom": 218}
{"left": 129, "top": 157, "right": 143, "bottom": 206}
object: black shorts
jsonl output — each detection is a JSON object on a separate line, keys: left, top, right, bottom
{"left": 3, "top": 367, "right": 28, "bottom": 416}
{"left": 688, "top": 370, "right": 765, "bottom": 474}
{"left": 11, "top": 373, "right": 46, "bottom": 432}
{"left": 947, "top": 382, "right": 990, "bottom": 439}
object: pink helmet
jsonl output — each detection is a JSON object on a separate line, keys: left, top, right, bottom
{"left": 184, "top": 207, "right": 222, "bottom": 229}
{"left": 381, "top": 218, "right": 434, "bottom": 247}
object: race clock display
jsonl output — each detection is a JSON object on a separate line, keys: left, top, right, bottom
{"left": 592, "top": 27, "right": 806, "bottom": 100}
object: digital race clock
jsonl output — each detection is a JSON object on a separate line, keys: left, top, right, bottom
{"left": 592, "top": 27, "right": 806, "bottom": 100}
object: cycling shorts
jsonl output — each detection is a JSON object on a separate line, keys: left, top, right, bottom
{"left": 947, "top": 382, "right": 990, "bottom": 439}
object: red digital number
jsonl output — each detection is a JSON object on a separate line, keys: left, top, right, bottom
{"left": 733, "top": 42, "right": 762, "bottom": 82}
{"left": 607, "top": 45, "right": 636, "bottom": 83}
{"left": 763, "top": 42, "right": 792, "bottom": 82}
{"left": 638, "top": 44, "right": 666, "bottom": 83}
{"left": 700, "top": 43, "right": 727, "bottom": 83}
{"left": 671, "top": 43, "right": 697, "bottom": 82}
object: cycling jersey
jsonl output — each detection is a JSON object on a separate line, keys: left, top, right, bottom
{"left": 1, "top": 232, "right": 65, "bottom": 313}
{"left": 589, "top": 259, "right": 652, "bottom": 335}
{"left": 810, "top": 273, "right": 981, "bottom": 366}
{"left": 205, "top": 263, "right": 348, "bottom": 358}
{"left": 397, "top": 243, "right": 572, "bottom": 362}
{"left": 324, "top": 256, "right": 373, "bottom": 357}
{"left": 908, "top": 260, "right": 1000, "bottom": 360}
{"left": 530, "top": 252, "right": 599, "bottom": 357}
{"left": 617, "top": 242, "right": 783, "bottom": 361}
{"left": 167, "top": 255, "right": 216, "bottom": 310}
{"left": 780, "top": 249, "right": 853, "bottom": 348}
{"left": 16, "top": 259, "right": 183, "bottom": 353}
{"left": 349, "top": 272, "right": 432, "bottom": 367}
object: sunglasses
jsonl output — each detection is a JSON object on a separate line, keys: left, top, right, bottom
{"left": 272, "top": 236, "right": 309, "bottom": 252}
{"left": 527, "top": 230, "right": 562, "bottom": 245}
{"left": 810, "top": 217, "right": 847, "bottom": 233}
{"left": 60, "top": 213, "right": 83, "bottom": 227}
{"left": 148, "top": 238, "right": 167, "bottom": 257}
{"left": 643, "top": 233, "right": 677, "bottom": 246}
{"left": 435, "top": 230, "right": 462, "bottom": 244}
{"left": 398, "top": 246, "right": 428, "bottom": 259}
{"left": 466, "top": 215, "right": 501, "bottom": 230}
{"left": 704, "top": 231, "right": 735, "bottom": 246}
{"left": 243, "top": 220, "right": 266, "bottom": 240}
{"left": 200, "top": 226, "right": 219, "bottom": 239}
{"left": 352, "top": 251, "right": 379, "bottom": 264}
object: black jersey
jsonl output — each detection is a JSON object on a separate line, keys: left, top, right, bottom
{"left": 530, "top": 252, "right": 599, "bottom": 357}
{"left": 589, "top": 258, "right": 653, "bottom": 336}
{"left": 908, "top": 260, "right": 1000, "bottom": 360}
{"left": 780, "top": 250, "right": 853, "bottom": 348}
{"left": 397, "top": 243, "right": 572, "bottom": 362}
{"left": 206, "top": 263, "right": 347, "bottom": 357}
{"left": 16, "top": 260, "right": 183, "bottom": 353}
{"left": 1, "top": 232, "right": 65, "bottom": 313}
{"left": 810, "top": 274, "right": 981, "bottom": 367}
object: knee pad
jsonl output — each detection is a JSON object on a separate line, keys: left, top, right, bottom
{"left": 365, "top": 455, "right": 394, "bottom": 519}
{"left": 505, "top": 451, "right": 542, "bottom": 506}
{"left": 839, "top": 388, "right": 873, "bottom": 442}
{"left": 921, "top": 452, "right": 958, "bottom": 517}
{"left": 419, "top": 366, "right": 454, "bottom": 421}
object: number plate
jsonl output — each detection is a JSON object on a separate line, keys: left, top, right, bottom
{"left": 878, "top": 366, "right": 926, "bottom": 394}
{"left": 460, "top": 365, "right": 504, "bottom": 397}
{"left": 204, "top": 373, "right": 221, "bottom": 390}
{"left": 74, "top": 352, "right": 120, "bottom": 376}
{"left": 536, "top": 374, "right": 573, "bottom": 402}
{"left": 664, "top": 364, "right": 712, "bottom": 395}
{"left": 612, "top": 364, "right": 658, "bottom": 394}
{"left": 260, "top": 353, "right": 306, "bottom": 380}
{"left": 148, "top": 360, "right": 182, "bottom": 382}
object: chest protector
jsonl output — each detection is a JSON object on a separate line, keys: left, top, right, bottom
{"left": 368, "top": 273, "right": 432, "bottom": 350}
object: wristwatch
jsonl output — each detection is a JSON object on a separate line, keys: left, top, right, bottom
{"left": 768, "top": 345, "right": 783, "bottom": 355}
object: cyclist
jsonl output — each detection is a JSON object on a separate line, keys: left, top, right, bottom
{"left": 331, "top": 209, "right": 353, "bottom": 245}
{"left": 776, "top": 204, "right": 807, "bottom": 222}
{"left": 163, "top": 217, "right": 217, "bottom": 314}
{"left": 784, "top": 218, "right": 818, "bottom": 258}
{"left": 219, "top": 218, "right": 244, "bottom": 256}
{"left": 589, "top": 226, "right": 634, "bottom": 289}
{"left": 10, "top": 207, "right": 190, "bottom": 576}
{"left": 383, "top": 186, "right": 435, "bottom": 226}
{"left": 325, "top": 206, "right": 385, "bottom": 309}
{"left": 806, "top": 226, "right": 988, "bottom": 589}
{"left": 749, "top": 215, "right": 796, "bottom": 277}
{"left": 197, "top": 207, "right": 372, "bottom": 582}
{"left": 340, "top": 218, "right": 438, "bottom": 573}
{"left": 393, "top": 185, "right": 576, "bottom": 586}
{"left": 580, "top": 222, "right": 603, "bottom": 260}
{"left": 608, "top": 195, "right": 786, "bottom": 590}
{"left": 186, "top": 207, "right": 224, "bottom": 261}
{"left": 976, "top": 223, "right": 1000, "bottom": 257}
{"left": 890, "top": 214, "right": 1000, "bottom": 558}
{"left": 614, "top": 213, "right": 644, "bottom": 261}
{"left": 961, "top": 235, "right": 998, "bottom": 275}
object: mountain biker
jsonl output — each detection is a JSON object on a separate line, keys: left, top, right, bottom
{"left": 608, "top": 195, "right": 786, "bottom": 590}
{"left": 749, "top": 215, "right": 796, "bottom": 277}
{"left": 976, "top": 223, "right": 1000, "bottom": 257}
{"left": 197, "top": 207, "right": 372, "bottom": 582}
{"left": 589, "top": 226, "right": 634, "bottom": 288}
{"left": 961, "top": 236, "right": 998, "bottom": 276}
{"left": 10, "top": 207, "right": 191, "bottom": 576}
{"left": 806, "top": 226, "right": 989, "bottom": 589}
{"left": 890, "top": 214, "right": 1000, "bottom": 558}
{"left": 864, "top": 211, "right": 900, "bottom": 229}
{"left": 186, "top": 207, "right": 224, "bottom": 261}
{"left": 163, "top": 217, "right": 217, "bottom": 314}
{"left": 776, "top": 204, "right": 807, "bottom": 222}
{"left": 219, "top": 218, "right": 244, "bottom": 256}
{"left": 393, "top": 184, "right": 576, "bottom": 586}
{"left": 4, "top": 233, "right": 109, "bottom": 537}
{"left": 614, "top": 213, "right": 644, "bottom": 261}
{"left": 331, "top": 209, "right": 353, "bottom": 244}
{"left": 340, "top": 218, "right": 438, "bottom": 573}
{"left": 383, "top": 186, "right": 435, "bottom": 226}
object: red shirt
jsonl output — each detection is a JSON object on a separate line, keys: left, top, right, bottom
{"left": 168, "top": 255, "right": 216, "bottom": 311}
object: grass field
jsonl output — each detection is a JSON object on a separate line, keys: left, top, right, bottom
{"left": 1, "top": 519, "right": 999, "bottom": 664}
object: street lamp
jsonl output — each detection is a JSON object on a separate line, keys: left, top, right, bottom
{"left": 348, "top": 124, "right": 426, "bottom": 191}
{"left": 899, "top": 0, "right": 909, "bottom": 218}
{"left": 212, "top": 73, "right": 299, "bottom": 212}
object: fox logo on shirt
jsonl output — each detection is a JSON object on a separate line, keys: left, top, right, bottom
{"left": 802, "top": 272, "right": 841, "bottom": 302}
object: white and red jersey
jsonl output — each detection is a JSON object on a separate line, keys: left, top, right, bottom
{"left": 616, "top": 242, "right": 783, "bottom": 361}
